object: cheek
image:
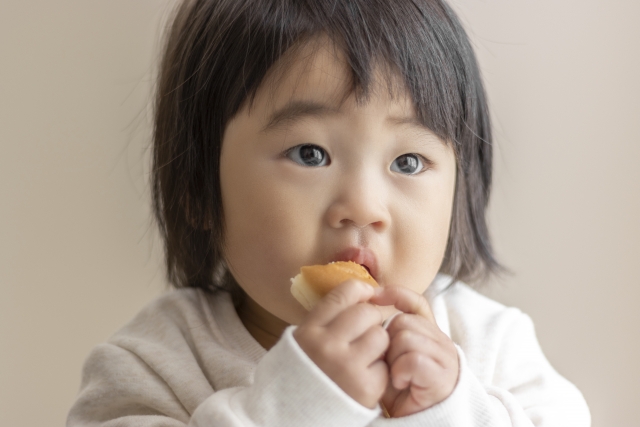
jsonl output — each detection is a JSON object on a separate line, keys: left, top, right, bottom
{"left": 219, "top": 153, "right": 321, "bottom": 294}
{"left": 392, "top": 170, "right": 455, "bottom": 292}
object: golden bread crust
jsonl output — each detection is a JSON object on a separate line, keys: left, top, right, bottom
{"left": 300, "top": 261, "right": 379, "bottom": 296}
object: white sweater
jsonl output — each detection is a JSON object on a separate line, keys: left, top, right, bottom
{"left": 67, "top": 275, "right": 590, "bottom": 426}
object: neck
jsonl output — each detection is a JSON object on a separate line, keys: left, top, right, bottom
{"left": 237, "top": 294, "right": 289, "bottom": 350}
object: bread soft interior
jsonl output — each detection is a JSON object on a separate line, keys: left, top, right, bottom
{"left": 290, "top": 274, "right": 320, "bottom": 311}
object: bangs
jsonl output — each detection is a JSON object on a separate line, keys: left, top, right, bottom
{"left": 212, "top": 0, "right": 475, "bottom": 148}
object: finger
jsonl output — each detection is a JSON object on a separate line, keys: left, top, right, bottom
{"left": 386, "top": 313, "right": 439, "bottom": 342}
{"left": 350, "top": 324, "right": 390, "bottom": 365}
{"left": 387, "top": 327, "right": 456, "bottom": 371}
{"left": 370, "top": 286, "right": 435, "bottom": 323}
{"left": 368, "top": 359, "right": 390, "bottom": 391}
{"left": 365, "top": 359, "right": 390, "bottom": 407}
{"left": 326, "top": 302, "right": 384, "bottom": 342}
{"left": 306, "top": 279, "right": 376, "bottom": 326}
{"left": 385, "top": 329, "right": 439, "bottom": 368}
{"left": 390, "top": 351, "right": 439, "bottom": 390}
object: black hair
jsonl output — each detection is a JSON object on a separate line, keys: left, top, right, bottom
{"left": 152, "top": 0, "right": 503, "bottom": 296}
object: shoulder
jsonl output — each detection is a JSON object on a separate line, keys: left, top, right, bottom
{"left": 70, "top": 289, "right": 230, "bottom": 423}
{"left": 106, "top": 287, "right": 234, "bottom": 351}
{"left": 431, "top": 276, "right": 537, "bottom": 379}
{"left": 430, "top": 277, "right": 591, "bottom": 423}
{"left": 116, "top": 288, "right": 208, "bottom": 331}
{"left": 432, "top": 275, "right": 526, "bottom": 335}
{"left": 138, "top": 286, "right": 210, "bottom": 315}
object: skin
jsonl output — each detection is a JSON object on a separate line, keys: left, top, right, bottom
{"left": 220, "top": 38, "right": 459, "bottom": 416}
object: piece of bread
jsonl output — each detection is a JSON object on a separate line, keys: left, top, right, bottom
{"left": 290, "top": 261, "right": 379, "bottom": 310}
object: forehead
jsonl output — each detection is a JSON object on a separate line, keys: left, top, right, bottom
{"left": 247, "top": 37, "right": 417, "bottom": 122}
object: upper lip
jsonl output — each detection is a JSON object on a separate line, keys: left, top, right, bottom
{"left": 332, "top": 247, "right": 379, "bottom": 281}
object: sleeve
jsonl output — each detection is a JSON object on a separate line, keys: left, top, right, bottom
{"left": 189, "top": 326, "right": 380, "bottom": 427}
{"left": 68, "top": 326, "right": 381, "bottom": 427}
{"left": 66, "top": 342, "right": 192, "bottom": 427}
{"left": 369, "top": 312, "right": 591, "bottom": 427}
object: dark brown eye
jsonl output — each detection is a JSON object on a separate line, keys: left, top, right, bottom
{"left": 391, "top": 154, "right": 424, "bottom": 175}
{"left": 287, "top": 144, "right": 329, "bottom": 167}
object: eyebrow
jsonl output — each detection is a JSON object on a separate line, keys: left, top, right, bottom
{"left": 261, "top": 101, "right": 341, "bottom": 133}
{"left": 387, "top": 116, "right": 430, "bottom": 130}
{"left": 387, "top": 114, "right": 445, "bottom": 145}
{"left": 261, "top": 99, "right": 440, "bottom": 141}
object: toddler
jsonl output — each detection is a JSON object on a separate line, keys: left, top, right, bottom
{"left": 67, "top": 0, "right": 590, "bottom": 425}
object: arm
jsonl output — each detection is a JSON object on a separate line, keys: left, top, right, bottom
{"left": 367, "top": 287, "right": 590, "bottom": 427}
{"left": 479, "top": 312, "right": 590, "bottom": 426}
{"left": 68, "top": 328, "right": 380, "bottom": 427}
{"left": 189, "top": 326, "right": 380, "bottom": 427}
{"left": 68, "top": 282, "right": 386, "bottom": 427}
{"left": 66, "top": 342, "right": 191, "bottom": 427}
{"left": 192, "top": 279, "right": 389, "bottom": 426}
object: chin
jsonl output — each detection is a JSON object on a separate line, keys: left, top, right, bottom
{"left": 283, "top": 304, "right": 309, "bottom": 326}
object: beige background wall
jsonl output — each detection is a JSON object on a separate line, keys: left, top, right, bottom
{"left": 1, "top": 0, "right": 638, "bottom": 426}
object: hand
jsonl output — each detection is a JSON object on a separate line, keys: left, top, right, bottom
{"left": 369, "top": 286, "right": 459, "bottom": 417}
{"left": 293, "top": 280, "right": 389, "bottom": 409}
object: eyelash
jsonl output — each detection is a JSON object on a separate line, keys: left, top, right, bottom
{"left": 284, "top": 144, "right": 329, "bottom": 167}
{"left": 392, "top": 153, "right": 432, "bottom": 175}
{"left": 284, "top": 144, "right": 432, "bottom": 175}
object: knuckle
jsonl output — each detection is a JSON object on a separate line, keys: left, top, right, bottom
{"left": 396, "top": 328, "right": 415, "bottom": 344}
{"left": 418, "top": 356, "right": 441, "bottom": 376}
{"left": 387, "top": 285, "right": 402, "bottom": 297}
{"left": 394, "top": 313, "right": 413, "bottom": 330}
{"left": 407, "top": 351, "right": 429, "bottom": 371}
{"left": 367, "top": 325, "right": 389, "bottom": 347}
{"left": 324, "top": 288, "right": 350, "bottom": 307}
{"left": 351, "top": 302, "right": 370, "bottom": 317}
{"left": 327, "top": 279, "right": 368, "bottom": 304}
{"left": 393, "top": 313, "right": 411, "bottom": 328}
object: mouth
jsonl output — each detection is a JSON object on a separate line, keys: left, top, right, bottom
{"left": 332, "top": 247, "right": 379, "bottom": 282}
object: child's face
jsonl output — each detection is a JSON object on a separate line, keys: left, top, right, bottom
{"left": 220, "top": 40, "right": 457, "bottom": 325}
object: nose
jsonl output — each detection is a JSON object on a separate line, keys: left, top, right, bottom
{"left": 325, "top": 167, "right": 390, "bottom": 231}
